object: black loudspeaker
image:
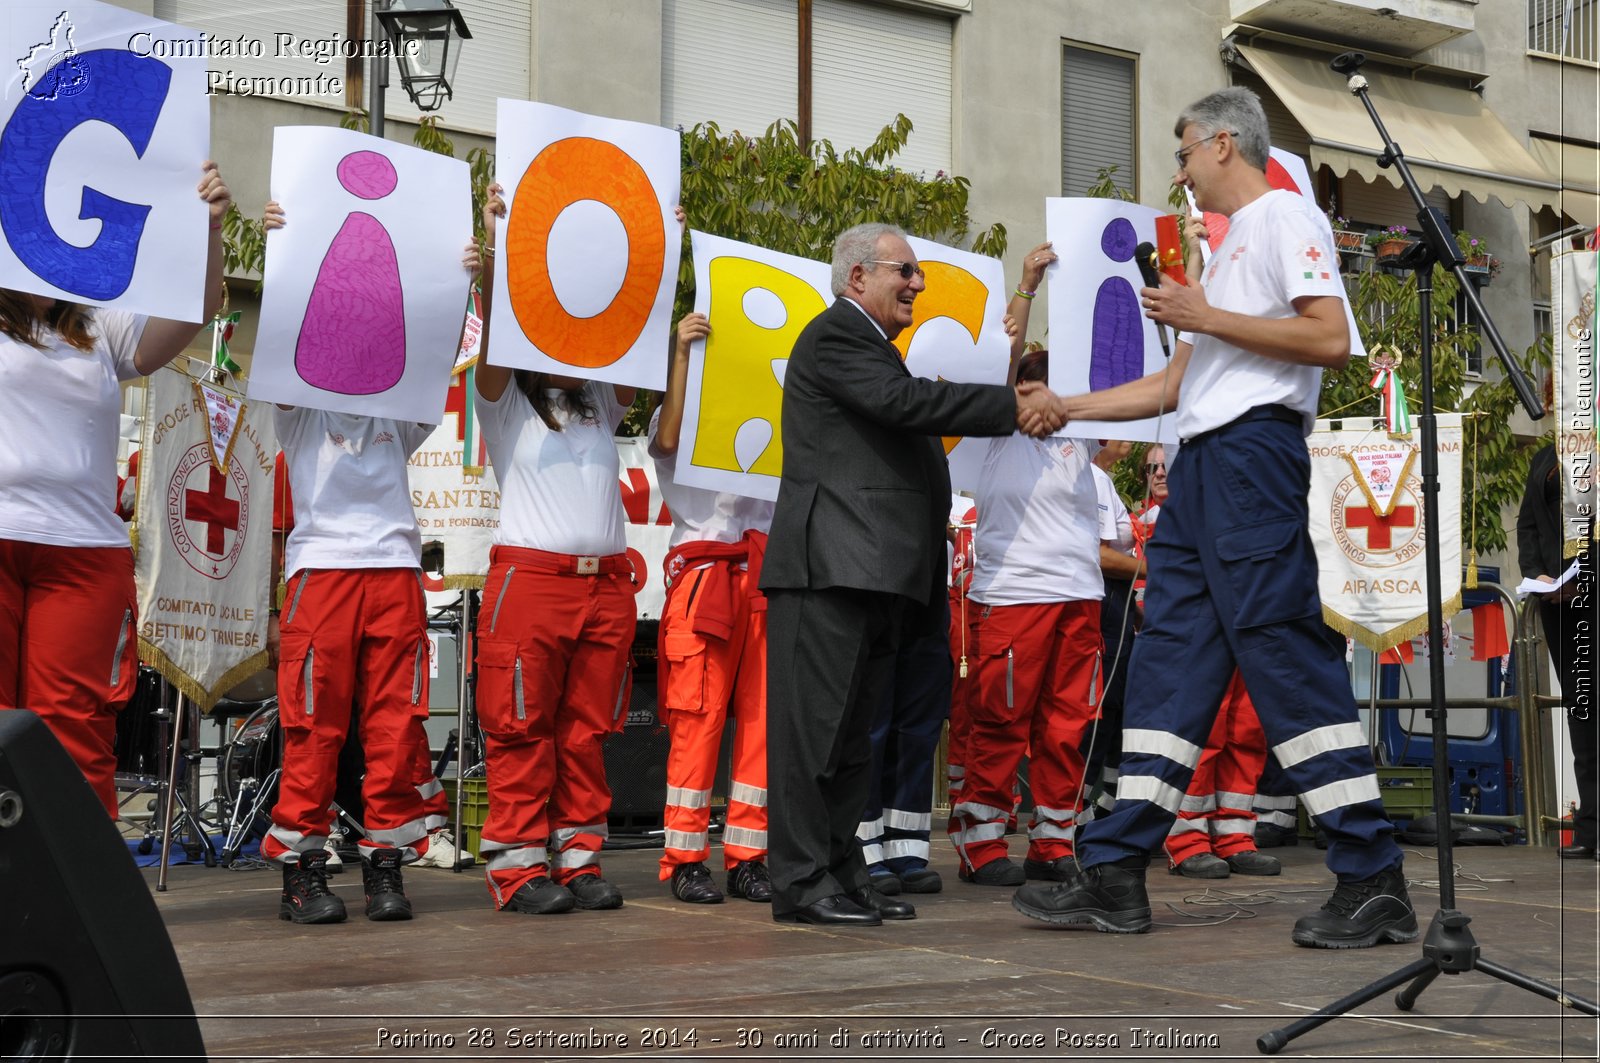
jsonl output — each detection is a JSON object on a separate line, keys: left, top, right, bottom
{"left": 604, "top": 669, "right": 671, "bottom": 836}
{"left": 0, "top": 710, "right": 207, "bottom": 1061}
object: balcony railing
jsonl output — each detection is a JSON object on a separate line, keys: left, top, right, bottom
{"left": 1529, "top": 0, "right": 1599, "bottom": 64}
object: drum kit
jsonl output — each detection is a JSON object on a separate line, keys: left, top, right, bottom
{"left": 113, "top": 595, "right": 486, "bottom": 885}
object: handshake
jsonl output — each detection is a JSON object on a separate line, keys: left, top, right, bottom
{"left": 1013, "top": 381, "right": 1069, "bottom": 438}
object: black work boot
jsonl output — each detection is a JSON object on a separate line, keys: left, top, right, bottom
{"left": 362, "top": 847, "right": 414, "bottom": 922}
{"left": 670, "top": 861, "right": 725, "bottom": 904}
{"left": 1010, "top": 857, "right": 1152, "bottom": 933}
{"left": 727, "top": 860, "right": 774, "bottom": 902}
{"left": 1291, "top": 864, "right": 1418, "bottom": 949}
{"left": 279, "top": 849, "right": 348, "bottom": 924}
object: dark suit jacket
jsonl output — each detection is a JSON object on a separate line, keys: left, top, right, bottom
{"left": 760, "top": 298, "right": 1016, "bottom": 610}
{"left": 1517, "top": 445, "right": 1565, "bottom": 580}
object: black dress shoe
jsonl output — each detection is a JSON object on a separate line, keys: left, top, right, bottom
{"left": 772, "top": 894, "right": 881, "bottom": 926}
{"left": 847, "top": 885, "right": 915, "bottom": 920}
{"left": 1557, "top": 843, "right": 1598, "bottom": 860}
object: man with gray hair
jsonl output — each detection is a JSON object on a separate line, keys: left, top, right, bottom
{"left": 760, "top": 222, "right": 1065, "bottom": 925}
{"left": 1012, "top": 87, "right": 1414, "bottom": 949}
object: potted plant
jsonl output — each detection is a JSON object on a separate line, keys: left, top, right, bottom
{"left": 1329, "top": 214, "right": 1366, "bottom": 253}
{"left": 1456, "top": 231, "right": 1502, "bottom": 283}
{"left": 1368, "top": 224, "right": 1414, "bottom": 261}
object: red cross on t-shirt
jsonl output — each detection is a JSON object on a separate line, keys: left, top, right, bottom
{"left": 1345, "top": 504, "right": 1416, "bottom": 550}
{"left": 185, "top": 466, "right": 240, "bottom": 555}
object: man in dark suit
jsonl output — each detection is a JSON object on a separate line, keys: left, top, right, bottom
{"left": 761, "top": 222, "right": 1065, "bottom": 925}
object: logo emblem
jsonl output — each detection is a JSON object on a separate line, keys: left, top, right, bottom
{"left": 1330, "top": 474, "right": 1423, "bottom": 568}
{"left": 166, "top": 442, "right": 250, "bottom": 580}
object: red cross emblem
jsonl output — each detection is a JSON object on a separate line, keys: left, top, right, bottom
{"left": 185, "top": 465, "right": 240, "bottom": 555}
{"left": 166, "top": 443, "right": 251, "bottom": 580}
{"left": 444, "top": 370, "right": 470, "bottom": 442}
{"left": 1344, "top": 505, "right": 1416, "bottom": 550}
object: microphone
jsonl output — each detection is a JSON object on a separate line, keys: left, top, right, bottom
{"left": 1133, "top": 241, "right": 1172, "bottom": 360}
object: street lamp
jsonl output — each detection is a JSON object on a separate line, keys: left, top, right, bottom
{"left": 367, "top": 0, "right": 472, "bottom": 139}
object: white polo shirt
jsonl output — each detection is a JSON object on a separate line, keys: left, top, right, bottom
{"left": 646, "top": 408, "right": 772, "bottom": 548}
{"left": 969, "top": 434, "right": 1105, "bottom": 605}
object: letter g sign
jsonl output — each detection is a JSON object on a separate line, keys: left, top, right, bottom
{"left": 0, "top": 49, "right": 170, "bottom": 301}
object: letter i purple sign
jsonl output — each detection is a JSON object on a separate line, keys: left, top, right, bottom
{"left": 294, "top": 151, "right": 407, "bottom": 394}
{"left": 1089, "top": 217, "right": 1142, "bottom": 392}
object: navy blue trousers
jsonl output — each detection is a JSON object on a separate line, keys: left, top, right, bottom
{"left": 1077, "top": 413, "right": 1402, "bottom": 881}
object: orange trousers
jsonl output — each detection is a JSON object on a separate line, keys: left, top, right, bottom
{"left": 949, "top": 600, "right": 1102, "bottom": 870}
{"left": 477, "top": 548, "right": 636, "bottom": 908}
{"left": 1165, "top": 672, "right": 1268, "bottom": 865}
{"left": 0, "top": 540, "right": 138, "bottom": 816}
{"left": 264, "top": 568, "right": 431, "bottom": 864}
{"left": 656, "top": 561, "right": 767, "bottom": 877}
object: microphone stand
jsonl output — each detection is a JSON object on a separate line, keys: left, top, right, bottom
{"left": 1258, "top": 52, "right": 1596, "bottom": 1054}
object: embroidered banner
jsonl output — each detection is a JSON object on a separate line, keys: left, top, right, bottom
{"left": 1308, "top": 415, "right": 1462, "bottom": 651}
{"left": 1553, "top": 249, "right": 1598, "bottom": 558}
{"left": 134, "top": 367, "right": 276, "bottom": 710}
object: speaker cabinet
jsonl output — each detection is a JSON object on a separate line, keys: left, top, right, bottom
{"left": 0, "top": 710, "right": 207, "bottom": 1061}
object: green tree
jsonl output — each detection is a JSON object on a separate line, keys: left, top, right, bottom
{"left": 1321, "top": 261, "right": 1549, "bottom": 556}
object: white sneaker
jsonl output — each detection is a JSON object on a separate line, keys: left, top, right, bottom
{"left": 413, "top": 828, "right": 474, "bottom": 869}
{"left": 323, "top": 845, "right": 344, "bottom": 874}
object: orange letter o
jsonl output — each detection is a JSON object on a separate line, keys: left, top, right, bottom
{"left": 506, "top": 137, "right": 665, "bottom": 368}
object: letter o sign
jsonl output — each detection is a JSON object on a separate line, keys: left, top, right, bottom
{"left": 506, "top": 137, "right": 664, "bottom": 368}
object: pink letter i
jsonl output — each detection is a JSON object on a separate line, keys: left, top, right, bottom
{"left": 294, "top": 151, "right": 407, "bottom": 395}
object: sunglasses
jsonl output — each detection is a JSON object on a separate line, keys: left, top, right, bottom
{"left": 864, "top": 259, "right": 925, "bottom": 280}
{"left": 1145, "top": 461, "right": 1166, "bottom": 474}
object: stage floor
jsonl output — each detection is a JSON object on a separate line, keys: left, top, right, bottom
{"left": 148, "top": 838, "right": 1599, "bottom": 1062}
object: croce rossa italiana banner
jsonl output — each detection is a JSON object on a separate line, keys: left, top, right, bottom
{"left": 1307, "top": 415, "right": 1463, "bottom": 652}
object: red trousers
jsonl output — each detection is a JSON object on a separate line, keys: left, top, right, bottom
{"left": 477, "top": 547, "right": 636, "bottom": 907}
{"left": 264, "top": 568, "right": 431, "bottom": 864}
{"left": 950, "top": 600, "right": 1102, "bottom": 869}
{"left": 945, "top": 588, "right": 973, "bottom": 824}
{"left": 0, "top": 541, "right": 138, "bottom": 816}
{"left": 657, "top": 561, "right": 767, "bottom": 877}
{"left": 1165, "top": 672, "right": 1268, "bottom": 864}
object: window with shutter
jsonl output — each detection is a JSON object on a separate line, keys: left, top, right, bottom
{"left": 661, "top": 0, "right": 798, "bottom": 137}
{"left": 1061, "top": 43, "right": 1137, "bottom": 199}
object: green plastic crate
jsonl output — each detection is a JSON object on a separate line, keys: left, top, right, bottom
{"left": 439, "top": 777, "right": 490, "bottom": 859}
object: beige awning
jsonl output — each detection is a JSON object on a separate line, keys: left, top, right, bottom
{"left": 1237, "top": 45, "right": 1562, "bottom": 213}
{"left": 1528, "top": 136, "right": 1600, "bottom": 229}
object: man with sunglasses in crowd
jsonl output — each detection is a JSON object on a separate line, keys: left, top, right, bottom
{"left": 760, "top": 223, "right": 1067, "bottom": 925}
{"left": 1012, "top": 87, "right": 1413, "bottom": 950}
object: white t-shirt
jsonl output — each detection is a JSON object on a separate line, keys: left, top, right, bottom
{"left": 478, "top": 379, "right": 627, "bottom": 554}
{"left": 0, "top": 310, "right": 146, "bottom": 548}
{"left": 646, "top": 408, "right": 773, "bottom": 548}
{"left": 969, "top": 434, "right": 1105, "bottom": 605}
{"left": 1177, "top": 189, "right": 1363, "bottom": 440}
{"left": 1091, "top": 464, "right": 1134, "bottom": 555}
{"left": 274, "top": 407, "right": 431, "bottom": 575}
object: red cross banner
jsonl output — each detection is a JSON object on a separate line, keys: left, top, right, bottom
{"left": 133, "top": 367, "right": 278, "bottom": 709}
{"left": 1308, "top": 415, "right": 1463, "bottom": 652}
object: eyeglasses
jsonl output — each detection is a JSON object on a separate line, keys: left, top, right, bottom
{"left": 1145, "top": 461, "right": 1166, "bottom": 474}
{"left": 1173, "top": 130, "right": 1234, "bottom": 169}
{"left": 864, "top": 259, "right": 925, "bottom": 280}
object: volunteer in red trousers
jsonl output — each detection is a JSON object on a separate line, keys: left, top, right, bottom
{"left": 949, "top": 245, "right": 1110, "bottom": 887}
{"left": 260, "top": 202, "right": 477, "bottom": 924}
{"left": 472, "top": 184, "right": 639, "bottom": 915}
{"left": 269, "top": 452, "right": 469, "bottom": 875}
{"left": 0, "top": 162, "right": 232, "bottom": 815}
{"left": 651, "top": 312, "right": 775, "bottom": 904}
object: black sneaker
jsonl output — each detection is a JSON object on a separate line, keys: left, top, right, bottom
{"left": 1169, "top": 852, "right": 1230, "bottom": 879}
{"left": 568, "top": 873, "right": 624, "bottom": 910}
{"left": 1224, "top": 849, "right": 1282, "bottom": 876}
{"left": 505, "top": 877, "right": 574, "bottom": 915}
{"left": 279, "top": 849, "right": 348, "bottom": 924}
{"left": 1022, "top": 856, "right": 1077, "bottom": 882}
{"left": 1011, "top": 859, "right": 1152, "bottom": 933}
{"left": 867, "top": 870, "right": 903, "bottom": 895}
{"left": 362, "top": 847, "right": 413, "bottom": 921}
{"left": 959, "top": 856, "right": 1025, "bottom": 886}
{"left": 670, "top": 862, "right": 725, "bottom": 904}
{"left": 1291, "top": 865, "right": 1418, "bottom": 949}
{"left": 897, "top": 867, "right": 944, "bottom": 894}
{"left": 727, "top": 860, "right": 774, "bottom": 902}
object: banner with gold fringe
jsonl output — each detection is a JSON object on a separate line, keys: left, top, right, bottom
{"left": 1308, "top": 415, "right": 1462, "bottom": 652}
{"left": 134, "top": 367, "right": 277, "bottom": 711}
{"left": 1552, "top": 249, "right": 1598, "bottom": 559}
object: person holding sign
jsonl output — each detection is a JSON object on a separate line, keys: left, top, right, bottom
{"left": 0, "top": 162, "right": 231, "bottom": 816}
{"left": 471, "top": 184, "right": 640, "bottom": 916}
{"left": 949, "top": 246, "right": 1112, "bottom": 889}
{"left": 259, "top": 202, "right": 479, "bottom": 925}
{"left": 650, "top": 311, "right": 776, "bottom": 905}
{"left": 760, "top": 222, "right": 1068, "bottom": 926}
{"left": 1012, "top": 88, "right": 1412, "bottom": 949}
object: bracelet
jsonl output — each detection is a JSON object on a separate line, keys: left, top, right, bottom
{"left": 1014, "top": 285, "right": 1036, "bottom": 300}
{"left": 482, "top": 244, "right": 496, "bottom": 256}
{"left": 209, "top": 220, "right": 223, "bottom": 231}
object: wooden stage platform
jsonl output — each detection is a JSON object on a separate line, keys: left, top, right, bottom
{"left": 149, "top": 839, "right": 1598, "bottom": 1061}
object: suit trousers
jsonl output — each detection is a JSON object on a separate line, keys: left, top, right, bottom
{"left": 766, "top": 586, "right": 905, "bottom": 912}
{"left": 1541, "top": 591, "right": 1596, "bottom": 849}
